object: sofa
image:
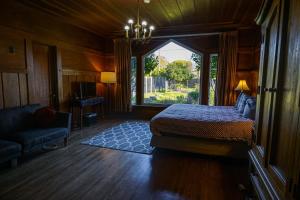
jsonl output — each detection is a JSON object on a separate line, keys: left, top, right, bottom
{"left": 0, "top": 140, "right": 21, "bottom": 167}
{"left": 0, "top": 104, "right": 71, "bottom": 167}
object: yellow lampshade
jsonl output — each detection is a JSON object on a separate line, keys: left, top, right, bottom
{"left": 101, "top": 72, "right": 116, "bottom": 83}
{"left": 235, "top": 80, "right": 250, "bottom": 91}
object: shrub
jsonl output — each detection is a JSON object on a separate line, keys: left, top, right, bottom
{"left": 188, "top": 91, "right": 199, "bottom": 103}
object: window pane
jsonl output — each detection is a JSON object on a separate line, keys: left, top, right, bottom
{"left": 143, "top": 41, "right": 202, "bottom": 105}
{"left": 208, "top": 54, "right": 218, "bottom": 106}
{"left": 131, "top": 57, "right": 137, "bottom": 105}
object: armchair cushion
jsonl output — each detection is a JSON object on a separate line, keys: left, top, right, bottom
{"left": 3, "top": 128, "right": 68, "bottom": 152}
{"left": 0, "top": 104, "right": 40, "bottom": 135}
{"left": 0, "top": 140, "right": 21, "bottom": 163}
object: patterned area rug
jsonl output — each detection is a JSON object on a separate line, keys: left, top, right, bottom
{"left": 81, "top": 121, "right": 154, "bottom": 154}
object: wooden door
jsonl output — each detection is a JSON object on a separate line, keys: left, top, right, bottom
{"left": 255, "top": 0, "right": 297, "bottom": 197}
{"left": 254, "top": 0, "right": 281, "bottom": 163}
{"left": 31, "top": 42, "right": 58, "bottom": 108}
{"left": 267, "top": 0, "right": 300, "bottom": 197}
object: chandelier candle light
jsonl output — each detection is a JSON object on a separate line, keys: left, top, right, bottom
{"left": 124, "top": 0, "right": 155, "bottom": 41}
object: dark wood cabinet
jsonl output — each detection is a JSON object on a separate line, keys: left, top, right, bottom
{"left": 249, "top": 0, "right": 300, "bottom": 199}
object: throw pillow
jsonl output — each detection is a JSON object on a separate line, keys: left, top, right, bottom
{"left": 242, "top": 97, "right": 256, "bottom": 120}
{"left": 237, "top": 94, "right": 249, "bottom": 113}
{"left": 234, "top": 92, "right": 243, "bottom": 108}
{"left": 34, "top": 107, "right": 56, "bottom": 128}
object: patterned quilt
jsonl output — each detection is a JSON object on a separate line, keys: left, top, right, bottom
{"left": 150, "top": 104, "right": 254, "bottom": 143}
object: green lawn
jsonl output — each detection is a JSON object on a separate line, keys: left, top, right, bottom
{"left": 144, "top": 88, "right": 199, "bottom": 104}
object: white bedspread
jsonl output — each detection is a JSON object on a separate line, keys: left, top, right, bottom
{"left": 150, "top": 104, "right": 254, "bottom": 143}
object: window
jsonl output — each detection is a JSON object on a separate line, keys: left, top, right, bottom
{"left": 131, "top": 57, "right": 137, "bottom": 105}
{"left": 208, "top": 54, "right": 218, "bottom": 106}
{"left": 143, "top": 41, "right": 202, "bottom": 105}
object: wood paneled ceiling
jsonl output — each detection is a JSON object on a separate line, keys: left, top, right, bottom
{"left": 17, "top": 0, "right": 263, "bottom": 38}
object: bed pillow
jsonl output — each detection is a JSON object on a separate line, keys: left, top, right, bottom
{"left": 242, "top": 97, "right": 256, "bottom": 120}
{"left": 234, "top": 92, "right": 243, "bottom": 108}
{"left": 237, "top": 94, "right": 250, "bottom": 113}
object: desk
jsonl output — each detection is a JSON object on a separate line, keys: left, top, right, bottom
{"left": 71, "top": 97, "right": 104, "bottom": 129}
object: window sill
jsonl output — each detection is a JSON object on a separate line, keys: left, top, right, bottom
{"left": 132, "top": 104, "right": 171, "bottom": 108}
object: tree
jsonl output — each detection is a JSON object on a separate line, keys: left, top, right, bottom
{"left": 209, "top": 55, "right": 218, "bottom": 79}
{"left": 131, "top": 57, "right": 137, "bottom": 104}
{"left": 144, "top": 54, "right": 159, "bottom": 76}
{"left": 191, "top": 53, "right": 202, "bottom": 87}
{"left": 191, "top": 53, "right": 202, "bottom": 72}
{"left": 209, "top": 55, "right": 218, "bottom": 105}
{"left": 163, "top": 60, "right": 194, "bottom": 83}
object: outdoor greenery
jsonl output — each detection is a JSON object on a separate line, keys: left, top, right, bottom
{"left": 208, "top": 55, "right": 218, "bottom": 105}
{"left": 191, "top": 53, "right": 202, "bottom": 72}
{"left": 143, "top": 54, "right": 200, "bottom": 104}
{"left": 131, "top": 57, "right": 137, "bottom": 104}
{"left": 187, "top": 91, "right": 199, "bottom": 104}
{"left": 140, "top": 51, "right": 219, "bottom": 105}
{"left": 142, "top": 47, "right": 208, "bottom": 105}
{"left": 163, "top": 60, "right": 194, "bottom": 84}
{"left": 210, "top": 55, "right": 218, "bottom": 79}
{"left": 144, "top": 54, "right": 159, "bottom": 76}
{"left": 144, "top": 87, "right": 199, "bottom": 104}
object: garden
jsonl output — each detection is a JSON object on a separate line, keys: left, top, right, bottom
{"left": 130, "top": 43, "right": 218, "bottom": 105}
{"left": 143, "top": 53, "right": 201, "bottom": 104}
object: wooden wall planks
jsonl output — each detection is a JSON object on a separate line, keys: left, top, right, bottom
{"left": 61, "top": 48, "right": 106, "bottom": 72}
{"left": 0, "top": 74, "right": 3, "bottom": 109}
{"left": 60, "top": 70, "right": 104, "bottom": 111}
{"left": 0, "top": 0, "right": 117, "bottom": 111}
{"left": 18, "top": 73, "right": 28, "bottom": 106}
{"left": 0, "top": 21, "right": 112, "bottom": 111}
{"left": 2, "top": 73, "right": 21, "bottom": 108}
{"left": 0, "top": 33, "right": 26, "bottom": 70}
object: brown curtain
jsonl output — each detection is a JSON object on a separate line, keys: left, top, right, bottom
{"left": 114, "top": 39, "right": 132, "bottom": 112}
{"left": 216, "top": 31, "right": 238, "bottom": 106}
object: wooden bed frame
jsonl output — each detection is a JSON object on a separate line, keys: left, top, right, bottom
{"left": 150, "top": 134, "right": 250, "bottom": 159}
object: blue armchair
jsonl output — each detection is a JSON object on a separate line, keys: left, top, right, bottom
{"left": 0, "top": 104, "right": 72, "bottom": 160}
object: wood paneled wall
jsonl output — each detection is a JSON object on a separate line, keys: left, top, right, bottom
{"left": 60, "top": 47, "right": 108, "bottom": 111}
{"left": 236, "top": 28, "right": 261, "bottom": 96}
{"left": 0, "top": 1, "right": 114, "bottom": 111}
{"left": 0, "top": 72, "right": 28, "bottom": 109}
{"left": 0, "top": 31, "right": 28, "bottom": 109}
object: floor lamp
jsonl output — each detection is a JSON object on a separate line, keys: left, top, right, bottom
{"left": 101, "top": 72, "right": 116, "bottom": 113}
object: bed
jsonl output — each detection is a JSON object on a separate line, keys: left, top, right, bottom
{"left": 150, "top": 104, "right": 254, "bottom": 158}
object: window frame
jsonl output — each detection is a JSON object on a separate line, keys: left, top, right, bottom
{"left": 141, "top": 39, "right": 204, "bottom": 105}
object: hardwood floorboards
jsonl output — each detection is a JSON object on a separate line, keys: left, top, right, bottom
{"left": 0, "top": 119, "right": 248, "bottom": 200}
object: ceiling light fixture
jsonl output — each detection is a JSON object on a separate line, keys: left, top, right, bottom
{"left": 124, "top": 0, "right": 154, "bottom": 42}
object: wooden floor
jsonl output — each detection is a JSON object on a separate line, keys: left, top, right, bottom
{"left": 0, "top": 119, "right": 249, "bottom": 200}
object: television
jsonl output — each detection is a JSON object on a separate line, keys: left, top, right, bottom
{"left": 73, "top": 82, "right": 96, "bottom": 99}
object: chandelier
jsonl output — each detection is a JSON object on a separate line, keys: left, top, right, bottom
{"left": 124, "top": 0, "right": 155, "bottom": 41}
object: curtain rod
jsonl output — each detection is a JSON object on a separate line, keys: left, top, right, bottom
{"left": 150, "top": 32, "right": 220, "bottom": 39}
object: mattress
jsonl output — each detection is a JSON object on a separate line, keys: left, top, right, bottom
{"left": 150, "top": 104, "right": 254, "bottom": 143}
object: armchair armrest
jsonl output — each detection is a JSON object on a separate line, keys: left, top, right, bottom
{"left": 52, "top": 112, "right": 72, "bottom": 136}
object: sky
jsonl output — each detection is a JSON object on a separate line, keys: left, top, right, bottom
{"left": 153, "top": 41, "right": 195, "bottom": 63}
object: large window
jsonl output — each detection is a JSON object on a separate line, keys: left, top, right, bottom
{"left": 143, "top": 41, "right": 202, "bottom": 105}
{"left": 208, "top": 54, "right": 218, "bottom": 106}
